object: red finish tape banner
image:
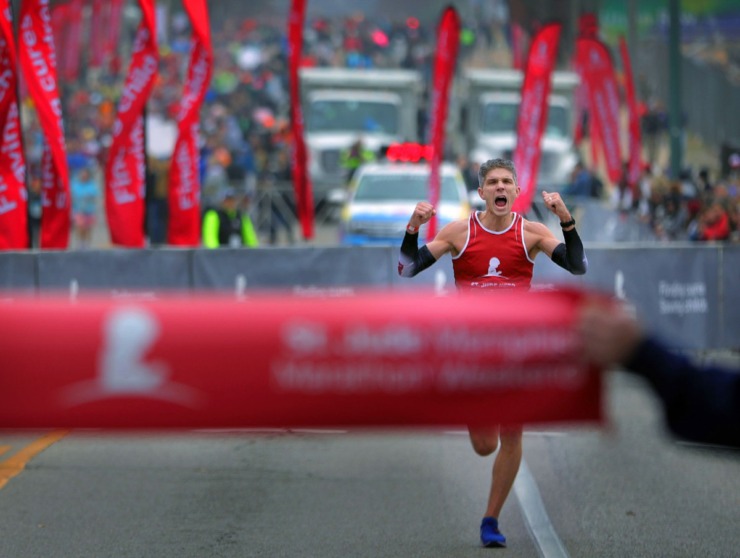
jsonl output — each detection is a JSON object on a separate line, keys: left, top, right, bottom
{"left": 0, "top": 289, "right": 602, "bottom": 429}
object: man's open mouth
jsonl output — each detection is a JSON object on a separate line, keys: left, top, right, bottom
{"left": 494, "top": 195, "right": 508, "bottom": 208}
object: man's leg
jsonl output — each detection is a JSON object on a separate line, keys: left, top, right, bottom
{"left": 469, "top": 425, "right": 523, "bottom": 547}
{"left": 484, "top": 426, "right": 523, "bottom": 519}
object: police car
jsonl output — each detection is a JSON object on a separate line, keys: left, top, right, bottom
{"left": 339, "top": 143, "right": 471, "bottom": 245}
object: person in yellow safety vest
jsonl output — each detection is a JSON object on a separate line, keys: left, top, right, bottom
{"left": 341, "top": 137, "right": 375, "bottom": 182}
{"left": 202, "top": 188, "right": 259, "bottom": 248}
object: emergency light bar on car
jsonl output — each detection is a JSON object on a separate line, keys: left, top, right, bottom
{"left": 383, "top": 142, "right": 433, "bottom": 163}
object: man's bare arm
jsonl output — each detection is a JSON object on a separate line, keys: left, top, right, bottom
{"left": 398, "top": 203, "right": 458, "bottom": 277}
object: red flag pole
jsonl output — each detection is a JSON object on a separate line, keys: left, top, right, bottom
{"left": 288, "top": 0, "right": 314, "bottom": 240}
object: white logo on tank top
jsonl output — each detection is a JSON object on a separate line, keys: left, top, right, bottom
{"left": 484, "top": 257, "right": 507, "bottom": 278}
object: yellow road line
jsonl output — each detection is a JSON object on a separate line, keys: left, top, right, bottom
{"left": 0, "top": 431, "right": 69, "bottom": 490}
{"left": 0, "top": 445, "right": 11, "bottom": 458}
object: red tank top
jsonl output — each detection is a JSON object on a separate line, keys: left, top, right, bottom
{"left": 452, "top": 212, "right": 535, "bottom": 291}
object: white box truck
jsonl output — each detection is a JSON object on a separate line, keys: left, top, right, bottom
{"left": 299, "top": 67, "right": 424, "bottom": 207}
{"left": 460, "top": 68, "right": 580, "bottom": 192}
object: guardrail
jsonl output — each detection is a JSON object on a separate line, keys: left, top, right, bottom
{"left": 1, "top": 243, "right": 738, "bottom": 352}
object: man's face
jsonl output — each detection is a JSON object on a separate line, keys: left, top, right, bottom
{"left": 222, "top": 196, "right": 237, "bottom": 211}
{"left": 478, "top": 167, "right": 519, "bottom": 214}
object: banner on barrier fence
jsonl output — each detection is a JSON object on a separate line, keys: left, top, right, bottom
{"left": 720, "top": 248, "right": 740, "bottom": 349}
{"left": 36, "top": 250, "right": 192, "bottom": 294}
{"left": 0, "top": 252, "right": 36, "bottom": 292}
{"left": 582, "top": 247, "right": 720, "bottom": 350}
{"left": 0, "top": 289, "right": 603, "bottom": 429}
{"left": 192, "top": 247, "right": 394, "bottom": 291}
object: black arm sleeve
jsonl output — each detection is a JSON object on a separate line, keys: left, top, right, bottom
{"left": 398, "top": 231, "right": 436, "bottom": 277}
{"left": 551, "top": 227, "right": 587, "bottom": 275}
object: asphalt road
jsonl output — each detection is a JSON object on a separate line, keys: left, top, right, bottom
{"left": 1, "top": 371, "right": 738, "bottom": 558}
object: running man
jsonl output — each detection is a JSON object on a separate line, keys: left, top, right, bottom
{"left": 398, "top": 158, "right": 587, "bottom": 548}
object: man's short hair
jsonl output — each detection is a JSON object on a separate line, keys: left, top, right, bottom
{"left": 478, "top": 158, "right": 517, "bottom": 187}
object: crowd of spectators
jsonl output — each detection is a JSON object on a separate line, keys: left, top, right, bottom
{"left": 561, "top": 158, "right": 740, "bottom": 243}
{"left": 620, "top": 160, "right": 739, "bottom": 242}
{"left": 16, "top": 3, "right": 740, "bottom": 247}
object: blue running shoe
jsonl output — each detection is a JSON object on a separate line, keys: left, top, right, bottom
{"left": 480, "top": 516, "right": 506, "bottom": 548}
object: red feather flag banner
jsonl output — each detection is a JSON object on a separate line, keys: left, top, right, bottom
{"left": 104, "top": 0, "right": 158, "bottom": 248}
{"left": 166, "top": 0, "right": 213, "bottom": 246}
{"left": 104, "top": 0, "right": 126, "bottom": 75}
{"left": 19, "top": 0, "right": 70, "bottom": 249}
{"left": 288, "top": 0, "right": 314, "bottom": 240}
{"left": 0, "top": 0, "right": 28, "bottom": 249}
{"left": 50, "top": 0, "right": 84, "bottom": 83}
{"left": 511, "top": 22, "right": 525, "bottom": 70}
{"left": 575, "top": 36, "right": 623, "bottom": 184}
{"left": 619, "top": 35, "right": 643, "bottom": 194}
{"left": 589, "top": 98, "right": 601, "bottom": 169}
{"left": 512, "top": 22, "right": 562, "bottom": 215}
{"left": 88, "top": 0, "right": 106, "bottom": 69}
{"left": 573, "top": 13, "right": 600, "bottom": 169}
{"left": 572, "top": 63, "right": 587, "bottom": 146}
{"left": 50, "top": 2, "right": 69, "bottom": 80}
{"left": 0, "top": 289, "right": 603, "bottom": 429}
{"left": 425, "top": 6, "right": 460, "bottom": 242}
